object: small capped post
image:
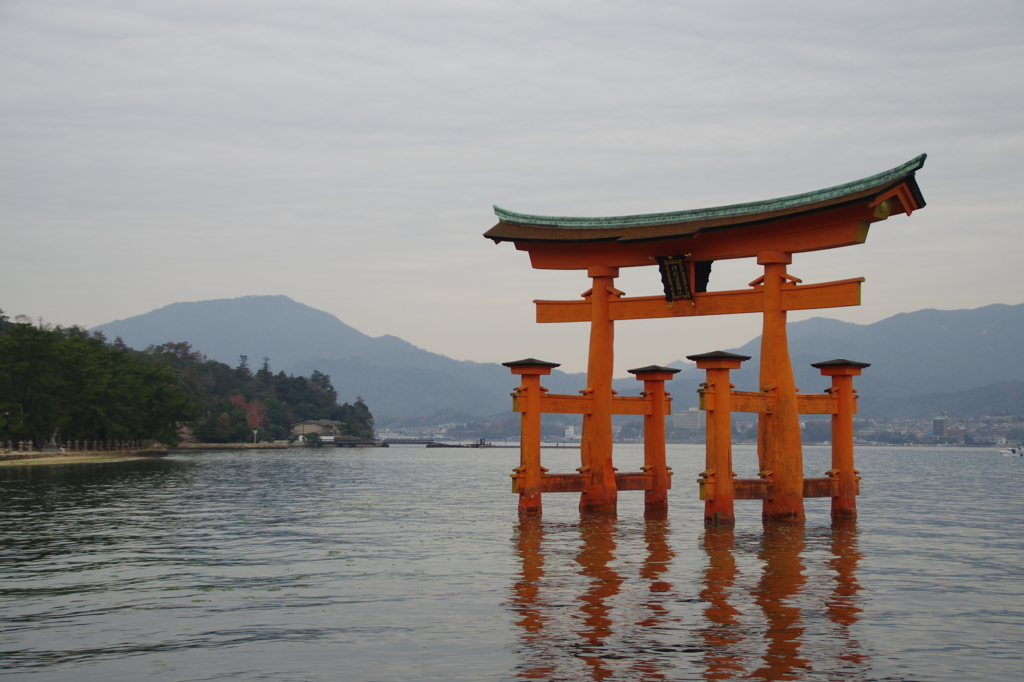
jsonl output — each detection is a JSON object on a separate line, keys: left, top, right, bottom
{"left": 687, "top": 351, "right": 751, "bottom": 526}
{"left": 627, "top": 365, "right": 681, "bottom": 516}
{"left": 503, "top": 358, "right": 560, "bottom": 516}
{"left": 811, "top": 359, "right": 869, "bottom": 520}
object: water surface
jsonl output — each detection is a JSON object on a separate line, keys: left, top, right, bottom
{"left": 1, "top": 444, "right": 1022, "bottom": 680}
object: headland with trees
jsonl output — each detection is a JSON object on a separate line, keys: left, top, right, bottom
{"left": 0, "top": 309, "right": 373, "bottom": 449}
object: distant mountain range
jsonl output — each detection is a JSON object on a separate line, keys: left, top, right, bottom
{"left": 93, "top": 295, "right": 590, "bottom": 417}
{"left": 93, "top": 296, "right": 1024, "bottom": 420}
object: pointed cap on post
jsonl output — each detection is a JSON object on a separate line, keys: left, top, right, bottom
{"left": 686, "top": 350, "right": 751, "bottom": 370}
{"left": 811, "top": 358, "right": 870, "bottom": 376}
{"left": 502, "top": 358, "right": 561, "bottom": 375}
{"left": 627, "top": 365, "right": 682, "bottom": 381}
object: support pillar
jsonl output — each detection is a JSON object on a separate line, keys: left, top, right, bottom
{"left": 812, "top": 359, "right": 869, "bottom": 519}
{"left": 627, "top": 365, "right": 681, "bottom": 516}
{"left": 503, "top": 358, "right": 560, "bottom": 516}
{"left": 688, "top": 351, "right": 750, "bottom": 526}
{"left": 756, "top": 251, "right": 805, "bottom": 523}
{"left": 580, "top": 265, "right": 619, "bottom": 514}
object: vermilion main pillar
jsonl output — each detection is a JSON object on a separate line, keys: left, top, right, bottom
{"left": 757, "top": 251, "right": 805, "bottom": 523}
{"left": 579, "top": 265, "right": 619, "bottom": 514}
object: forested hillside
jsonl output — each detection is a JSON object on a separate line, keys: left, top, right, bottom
{"left": 154, "top": 343, "right": 374, "bottom": 442}
{"left": 0, "top": 311, "right": 373, "bottom": 446}
{"left": 0, "top": 320, "right": 195, "bottom": 446}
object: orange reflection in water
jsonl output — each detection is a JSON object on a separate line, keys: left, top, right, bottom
{"left": 631, "top": 513, "right": 677, "bottom": 681}
{"left": 698, "top": 528, "right": 746, "bottom": 679}
{"left": 510, "top": 518, "right": 866, "bottom": 680}
{"left": 575, "top": 514, "right": 622, "bottom": 680}
{"left": 748, "top": 524, "right": 811, "bottom": 680}
{"left": 826, "top": 519, "right": 868, "bottom": 673}
{"left": 510, "top": 516, "right": 554, "bottom": 680}
{"left": 698, "top": 521, "right": 867, "bottom": 681}
{"left": 510, "top": 515, "right": 680, "bottom": 681}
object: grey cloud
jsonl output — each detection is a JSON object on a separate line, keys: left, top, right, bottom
{"left": 1, "top": 0, "right": 1022, "bottom": 373}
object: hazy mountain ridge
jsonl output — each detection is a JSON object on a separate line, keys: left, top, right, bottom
{"left": 93, "top": 296, "right": 1024, "bottom": 419}
{"left": 95, "top": 296, "right": 371, "bottom": 366}
{"left": 857, "top": 381, "right": 1024, "bottom": 420}
{"left": 716, "top": 303, "right": 1024, "bottom": 399}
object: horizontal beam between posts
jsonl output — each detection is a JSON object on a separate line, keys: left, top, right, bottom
{"left": 699, "top": 391, "right": 855, "bottom": 415}
{"left": 699, "top": 475, "right": 861, "bottom": 500}
{"left": 536, "top": 278, "right": 864, "bottom": 324}
{"left": 511, "top": 393, "right": 672, "bottom": 416}
{"left": 512, "top": 471, "right": 661, "bottom": 494}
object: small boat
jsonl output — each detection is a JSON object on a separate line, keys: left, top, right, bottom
{"left": 998, "top": 446, "right": 1022, "bottom": 457}
{"left": 425, "top": 438, "right": 494, "bottom": 449}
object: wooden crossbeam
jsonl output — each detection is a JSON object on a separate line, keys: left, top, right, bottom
{"left": 612, "top": 395, "right": 667, "bottom": 415}
{"left": 701, "top": 476, "right": 858, "bottom": 500}
{"left": 512, "top": 471, "right": 658, "bottom": 494}
{"left": 797, "top": 394, "right": 841, "bottom": 414}
{"left": 700, "top": 390, "right": 773, "bottom": 413}
{"left": 697, "top": 391, "right": 851, "bottom": 415}
{"left": 511, "top": 393, "right": 671, "bottom": 416}
{"left": 536, "top": 277, "right": 864, "bottom": 324}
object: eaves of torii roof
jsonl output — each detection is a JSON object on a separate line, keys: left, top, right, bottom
{"left": 484, "top": 154, "right": 926, "bottom": 269}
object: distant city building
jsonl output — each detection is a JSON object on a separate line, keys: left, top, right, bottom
{"left": 564, "top": 426, "right": 576, "bottom": 439}
{"left": 673, "top": 408, "right": 706, "bottom": 431}
{"left": 933, "top": 412, "right": 948, "bottom": 437}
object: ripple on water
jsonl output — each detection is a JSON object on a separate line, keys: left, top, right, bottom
{"left": 1, "top": 445, "right": 1023, "bottom": 681}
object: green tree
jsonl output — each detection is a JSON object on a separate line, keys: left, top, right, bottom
{"left": 0, "top": 320, "right": 376, "bottom": 446}
{"left": 0, "top": 323, "right": 196, "bottom": 445}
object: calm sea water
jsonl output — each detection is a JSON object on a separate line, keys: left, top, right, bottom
{"left": 1, "top": 444, "right": 1022, "bottom": 681}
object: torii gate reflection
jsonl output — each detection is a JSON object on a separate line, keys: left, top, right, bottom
{"left": 508, "top": 520, "right": 867, "bottom": 680}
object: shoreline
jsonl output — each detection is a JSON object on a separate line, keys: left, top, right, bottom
{"left": 0, "top": 449, "right": 168, "bottom": 467}
{"left": 171, "top": 442, "right": 289, "bottom": 450}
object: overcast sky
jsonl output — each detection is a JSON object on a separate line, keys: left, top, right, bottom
{"left": 3, "top": 0, "right": 1022, "bottom": 375}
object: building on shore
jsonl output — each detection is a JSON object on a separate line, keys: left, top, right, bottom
{"left": 672, "top": 408, "right": 707, "bottom": 431}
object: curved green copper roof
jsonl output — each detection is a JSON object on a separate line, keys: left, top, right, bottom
{"left": 493, "top": 154, "right": 925, "bottom": 230}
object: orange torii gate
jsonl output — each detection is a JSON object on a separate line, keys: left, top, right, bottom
{"left": 486, "top": 155, "right": 927, "bottom": 522}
